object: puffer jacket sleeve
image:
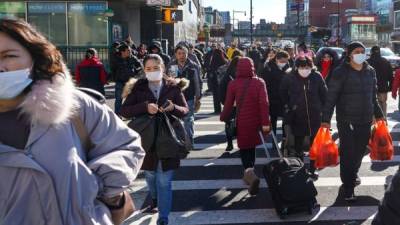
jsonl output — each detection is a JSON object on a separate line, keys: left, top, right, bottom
{"left": 318, "top": 73, "right": 328, "bottom": 106}
{"left": 371, "top": 69, "right": 384, "bottom": 119}
{"left": 258, "top": 78, "right": 270, "bottom": 126}
{"left": 321, "top": 67, "right": 346, "bottom": 123}
{"left": 76, "top": 91, "right": 145, "bottom": 198}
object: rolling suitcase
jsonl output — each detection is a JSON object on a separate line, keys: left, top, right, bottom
{"left": 259, "top": 131, "right": 318, "bottom": 219}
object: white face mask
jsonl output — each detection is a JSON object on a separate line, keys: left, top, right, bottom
{"left": 298, "top": 69, "right": 312, "bottom": 78}
{"left": 146, "top": 70, "right": 163, "bottom": 81}
{"left": 352, "top": 53, "right": 367, "bottom": 65}
{"left": 277, "top": 63, "right": 286, "bottom": 69}
{"left": 0, "top": 68, "right": 33, "bottom": 100}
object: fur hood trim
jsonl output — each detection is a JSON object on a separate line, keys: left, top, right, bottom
{"left": 122, "top": 78, "right": 189, "bottom": 99}
{"left": 20, "top": 72, "right": 79, "bottom": 126}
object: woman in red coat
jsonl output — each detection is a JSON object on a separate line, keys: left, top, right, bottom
{"left": 220, "top": 57, "right": 271, "bottom": 195}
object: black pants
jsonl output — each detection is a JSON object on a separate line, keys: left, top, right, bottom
{"left": 240, "top": 148, "right": 256, "bottom": 169}
{"left": 337, "top": 122, "right": 371, "bottom": 189}
{"left": 210, "top": 74, "right": 221, "bottom": 113}
{"left": 224, "top": 108, "right": 236, "bottom": 147}
{"left": 294, "top": 135, "right": 316, "bottom": 174}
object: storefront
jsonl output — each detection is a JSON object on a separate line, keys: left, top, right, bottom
{"left": 0, "top": 1, "right": 112, "bottom": 70}
{"left": 345, "top": 15, "right": 378, "bottom": 47}
{"left": 0, "top": 1, "right": 109, "bottom": 46}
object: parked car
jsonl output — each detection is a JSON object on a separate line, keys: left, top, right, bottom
{"left": 317, "top": 47, "right": 345, "bottom": 59}
{"left": 366, "top": 47, "right": 400, "bottom": 69}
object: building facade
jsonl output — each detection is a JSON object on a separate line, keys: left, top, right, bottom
{"left": 392, "top": 0, "right": 400, "bottom": 52}
{"left": 219, "top": 11, "right": 230, "bottom": 25}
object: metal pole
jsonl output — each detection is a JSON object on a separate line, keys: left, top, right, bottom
{"left": 156, "top": 6, "right": 163, "bottom": 43}
{"left": 297, "top": 1, "right": 300, "bottom": 41}
{"left": 337, "top": 1, "right": 340, "bottom": 47}
{"left": 250, "top": 0, "right": 253, "bottom": 44}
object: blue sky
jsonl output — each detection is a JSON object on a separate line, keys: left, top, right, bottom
{"left": 203, "top": 0, "right": 286, "bottom": 24}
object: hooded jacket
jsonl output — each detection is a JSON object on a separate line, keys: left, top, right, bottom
{"left": 148, "top": 43, "right": 171, "bottom": 65}
{"left": 120, "top": 78, "right": 189, "bottom": 171}
{"left": 0, "top": 73, "right": 145, "bottom": 225}
{"left": 220, "top": 57, "right": 270, "bottom": 149}
{"left": 367, "top": 51, "right": 393, "bottom": 93}
{"left": 315, "top": 47, "right": 340, "bottom": 83}
{"left": 322, "top": 62, "right": 384, "bottom": 124}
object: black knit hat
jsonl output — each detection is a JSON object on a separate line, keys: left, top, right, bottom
{"left": 347, "top": 41, "right": 365, "bottom": 54}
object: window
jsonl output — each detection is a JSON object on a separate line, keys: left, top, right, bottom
{"left": 396, "top": 11, "right": 400, "bottom": 29}
{"left": 0, "top": 2, "right": 25, "bottom": 20}
{"left": 27, "top": 2, "right": 67, "bottom": 45}
{"left": 67, "top": 2, "right": 108, "bottom": 46}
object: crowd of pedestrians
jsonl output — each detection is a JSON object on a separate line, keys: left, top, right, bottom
{"left": 1, "top": 17, "right": 400, "bottom": 225}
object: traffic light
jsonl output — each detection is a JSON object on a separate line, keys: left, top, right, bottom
{"left": 162, "top": 8, "right": 183, "bottom": 23}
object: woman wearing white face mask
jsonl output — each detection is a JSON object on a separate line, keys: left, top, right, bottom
{"left": 120, "top": 54, "right": 189, "bottom": 225}
{"left": 280, "top": 57, "right": 328, "bottom": 180}
{"left": 0, "top": 19, "right": 145, "bottom": 225}
{"left": 261, "top": 50, "right": 291, "bottom": 138}
{"left": 321, "top": 41, "right": 384, "bottom": 202}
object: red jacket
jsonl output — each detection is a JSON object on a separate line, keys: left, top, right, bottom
{"left": 220, "top": 57, "right": 270, "bottom": 149}
{"left": 75, "top": 57, "right": 107, "bottom": 85}
{"left": 392, "top": 69, "right": 400, "bottom": 99}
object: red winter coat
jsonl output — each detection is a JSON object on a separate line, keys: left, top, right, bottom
{"left": 220, "top": 57, "right": 270, "bottom": 149}
{"left": 392, "top": 69, "right": 400, "bottom": 99}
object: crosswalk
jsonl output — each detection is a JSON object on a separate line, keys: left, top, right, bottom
{"left": 125, "top": 94, "right": 400, "bottom": 225}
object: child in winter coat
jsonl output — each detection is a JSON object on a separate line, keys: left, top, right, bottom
{"left": 280, "top": 57, "right": 328, "bottom": 180}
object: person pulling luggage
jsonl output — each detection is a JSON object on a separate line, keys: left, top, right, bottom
{"left": 220, "top": 57, "right": 271, "bottom": 195}
{"left": 280, "top": 56, "right": 328, "bottom": 180}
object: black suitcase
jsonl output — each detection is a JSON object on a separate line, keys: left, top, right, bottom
{"left": 259, "top": 131, "right": 318, "bottom": 219}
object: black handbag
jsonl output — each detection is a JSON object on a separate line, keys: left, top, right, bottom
{"left": 225, "top": 79, "right": 252, "bottom": 138}
{"left": 155, "top": 112, "right": 190, "bottom": 159}
{"left": 127, "top": 115, "right": 157, "bottom": 152}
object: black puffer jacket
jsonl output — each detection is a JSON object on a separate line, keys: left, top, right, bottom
{"left": 114, "top": 55, "right": 143, "bottom": 83}
{"left": 322, "top": 62, "right": 384, "bottom": 124}
{"left": 280, "top": 70, "right": 327, "bottom": 136}
{"left": 261, "top": 61, "right": 291, "bottom": 117}
{"left": 367, "top": 55, "right": 393, "bottom": 93}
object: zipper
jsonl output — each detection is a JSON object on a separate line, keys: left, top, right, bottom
{"left": 304, "top": 80, "right": 312, "bottom": 136}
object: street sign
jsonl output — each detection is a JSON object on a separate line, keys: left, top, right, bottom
{"left": 146, "top": 0, "right": 171, "bottom": 7}
{"left": 162, "top": 8, "right": 183, "bottom": 23}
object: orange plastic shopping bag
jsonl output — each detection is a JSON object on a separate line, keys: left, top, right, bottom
{"left": 309, "top": 127, "right": 339, "bottom": 169}
{"left": 369, "top": 120, "right": 393, "bottom": 161}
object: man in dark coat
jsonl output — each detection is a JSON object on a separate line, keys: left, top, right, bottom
{"left": 321, "top": 41, "right": 384, "bottom": 202}
{"left": 149, "top": 41, "right": 171, "bottom": 65}
{"left": 367, "top": 46, "right": 394, "bottom": 117}
{"left": 114, "top": 43, "right": 143, "bottom": 114}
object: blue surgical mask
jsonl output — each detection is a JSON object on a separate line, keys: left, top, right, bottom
{"left": 352, "top": 53, "right": 367, "bottom": 65}
{"left": 0, "top": 68, "right": 32, "bottom": 100}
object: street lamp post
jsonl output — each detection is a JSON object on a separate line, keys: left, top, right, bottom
{"left": 232, "top": 10, "right": 246, "bottom": 30}
{"left": 250, "top": 0, "right": 253, "bottom": 44}
{"left": 337, "top": 0, "right": 340, "bottom": 47}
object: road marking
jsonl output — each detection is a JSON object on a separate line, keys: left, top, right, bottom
{"left": 130, "top": 176, "right": 391, "bottom": 192}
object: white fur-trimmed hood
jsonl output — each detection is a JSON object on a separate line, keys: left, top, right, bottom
{"left": 20, "top": 72, "right": 79, "bottom": 126}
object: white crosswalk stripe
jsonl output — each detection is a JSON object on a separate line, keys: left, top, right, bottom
{"left": 128, "top": 95, "right": 400, "bottom": 225}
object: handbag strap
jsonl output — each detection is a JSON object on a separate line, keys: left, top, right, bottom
{"left": 236, "top": 78, "right": 252, "bottom": 117}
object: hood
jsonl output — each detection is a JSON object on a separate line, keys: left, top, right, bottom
{"left": 236, "top": 57, "right": 256, "bottom": 79}
{"left": 316, "top": 48, "right": 339, "bottom": 65}
{"left": 148, "top": 42, "right": 163, "bottom": 54}
{"left": 122, "top": 77, "right": 189, "bottom": 99}
{"left": 20, "top": 70, "right": 79, "bottom": 126}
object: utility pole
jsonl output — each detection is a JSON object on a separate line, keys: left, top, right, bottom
{"left": 156, "top": 6, "right": 163, "bottom": 43}
{"left": 337, "top": 0, "right": 340, "bottom": 47}
{"left": 250, "top": 0, "right": 253, "bottom": 44}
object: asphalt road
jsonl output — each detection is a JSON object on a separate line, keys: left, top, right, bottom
{"left": 102, "top": 83, "right": 400, "bottom": 225}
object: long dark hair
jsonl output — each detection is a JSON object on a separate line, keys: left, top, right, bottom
{"left": 0, "top": 19, "right": 65, "bottom": 81}
{"left": 226, "top": 56, "right": 242, "bottom": 79}
{"left": 210, "top": 49, "right": 228, "bottom": 71}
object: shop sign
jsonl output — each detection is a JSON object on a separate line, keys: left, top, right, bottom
{"left": 68, "top": 3, "right": 106, "bottom": 14}
{"left": 28, "top": 3, "right": 66, "bottom": 14}
{"left": 146, "top": 0, "right": 171, "bottom": 7}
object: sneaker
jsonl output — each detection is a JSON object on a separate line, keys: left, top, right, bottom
{"left": 354, "top": 176, "right": 361, "bottom": 187}
{"left": 225, "top": 144, "right": 233, "bottom": 152}
{"left": 344, "top": 188, "right": 357, "bottom": 202}
{"left": 144, "top": 199, "right": 158, "bottom": 213}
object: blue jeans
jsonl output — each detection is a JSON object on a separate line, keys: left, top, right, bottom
{"left": 114, "top": 82, "right": 124, "bottom": 114}
{"left": 183, "top": 99, "right": 195, "bottom": 147}
{"left": 144, "top": 163, "right": 174, "bottom": 225}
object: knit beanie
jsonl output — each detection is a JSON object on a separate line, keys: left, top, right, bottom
{"left": 347, "top": 41, "right": 365, "bottom": 54}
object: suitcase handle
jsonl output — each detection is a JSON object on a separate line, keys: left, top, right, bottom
{"left": 259, "top": 131, "right": 283, "bottom": 159}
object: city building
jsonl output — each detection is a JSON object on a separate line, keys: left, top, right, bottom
{"left": 0, "top": 0, "right": 200, "bottom": 70}
{"left": 219, "top": 11, "right": 230, "bottom": 25}
{"left": 238, "top": 21, "right": 251, "bottom": 30}
{"left": 344, "top": 14, "right": 377, "bottom": 46}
